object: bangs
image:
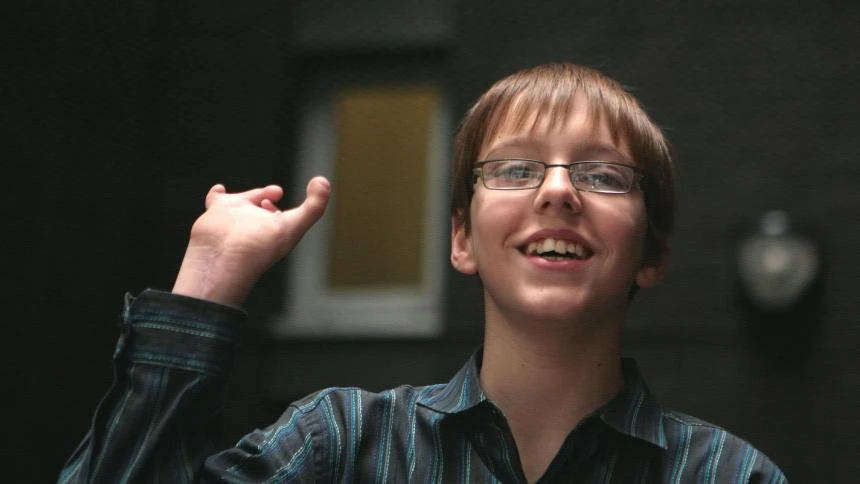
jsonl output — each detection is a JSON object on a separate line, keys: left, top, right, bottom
{"left": 477, "top": 69, "right": 638, "bottom": 159}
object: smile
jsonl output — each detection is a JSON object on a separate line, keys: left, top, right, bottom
{"left": 523, "top": 238, "right": 593, "bottom": 260}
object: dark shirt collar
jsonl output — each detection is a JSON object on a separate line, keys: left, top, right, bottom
{"left": 416, "top": 349, "right": 488, "bottom": 413}
{"left": 417, "top": 350, "right": 667, "bottom": 450}
{"left": 600, "top": 358, "right": 668, "bottom": 449}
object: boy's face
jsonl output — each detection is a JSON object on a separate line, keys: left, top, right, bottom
{"left": 451, "top": 98, "right": 664, "bottom": 324}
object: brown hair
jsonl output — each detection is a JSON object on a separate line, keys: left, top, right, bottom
{"left": 450, "top": 63, "right": 676, "bottom": 266}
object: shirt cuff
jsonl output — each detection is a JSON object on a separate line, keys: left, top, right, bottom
{"left": 117, "top": 288, "right": 248, "bottom": 378}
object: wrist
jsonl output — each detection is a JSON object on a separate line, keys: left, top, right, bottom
{"left": 172, "top": 247, "right": 253, "bottom": 308}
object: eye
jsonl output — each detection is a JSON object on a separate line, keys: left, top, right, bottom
{"left": 482, "top": 160, "right": 544, "bottom": 188}
{"left": 491, "top": 160, "right": 541, "bottom": 180}
{"left": 572, "top": 163, "right": 633, "bottom": 192}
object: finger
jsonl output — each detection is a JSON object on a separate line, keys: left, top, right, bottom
{"left": 282, "top": 176, "right": 331, "bottom": 230}
{"left": 235, "top": 185, "right": 284, "bottom": 206}
{"left": 260, "top": 198, "right": 280, "bottom": 213}
{"left": 302, "top": 176, "right": 331, "bottom": 219}
{"left": 257, "top": 185, "right": 285, "bottom": 204}
{"left": 204, "top": 184, "right": 227, "bottom": 209}
{"left": 207, "top": 184, "right": 284, "bottom": 208}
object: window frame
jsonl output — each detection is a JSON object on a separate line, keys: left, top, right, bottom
{"left": 269, "top": 61, "right": 451, "bottom": 338}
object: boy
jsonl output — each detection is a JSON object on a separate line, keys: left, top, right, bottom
{"left": 60, "top": 63, "right": 786, "bottom": 482}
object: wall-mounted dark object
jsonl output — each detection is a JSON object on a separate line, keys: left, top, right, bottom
{"left": 737, "top": 210, "right": 820, "bottom": 311}
{"left": 734, "top": 210, "right": 824, "bottom": 358}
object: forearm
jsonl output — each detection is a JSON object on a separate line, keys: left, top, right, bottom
{"left": 58, "top": 289, "right": 246, "bottom": 483}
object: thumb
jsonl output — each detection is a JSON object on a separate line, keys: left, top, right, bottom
{"left": 290, "top": 176, "right": 331, "bottom": 229}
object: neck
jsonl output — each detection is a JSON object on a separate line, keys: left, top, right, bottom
{"left": 479, "top": 301, "right": 625, "bottom": 482}
{"left": 480, "top": 313, "right": 623, "bottom": 422}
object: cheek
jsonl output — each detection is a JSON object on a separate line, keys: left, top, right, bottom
{"left": 467, "top": 193, "right": 524, "bottom": 257}
{"left": 601, "top": 200, "right": 649, "bottom": 254}
{"left": 618, "top": 203, "right": 648, "bottom": 236}
{"left": 468, "top": 205, "right": 499, "bottom": 258}
{"left": 622, "top": 207, "right": 650, "bottom": 259}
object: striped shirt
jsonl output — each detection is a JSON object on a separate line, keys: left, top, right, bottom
{"left": 59, "top": 289, "right": 787, "bottom": 483}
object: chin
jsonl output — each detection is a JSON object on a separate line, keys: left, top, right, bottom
{"left": 518, "top": 297, "right": 593, "bottom": 323}
{"left": 524, "top": 289, "right": 625, "bottom": 323}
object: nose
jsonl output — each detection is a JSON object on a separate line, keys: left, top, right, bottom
{"left": 534, "top": 164, "right": 582, "bottom": 213}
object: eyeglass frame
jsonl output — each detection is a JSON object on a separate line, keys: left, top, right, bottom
{"left": 472, "top": 159, "right": 645, "bottom": 194}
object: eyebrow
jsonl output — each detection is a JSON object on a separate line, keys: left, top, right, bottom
{"left": 483, "top": 137, "right": 632, "bottom": 163}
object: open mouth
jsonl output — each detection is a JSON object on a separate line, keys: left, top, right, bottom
{"left": 522, "top": 238, "right": 593, "bottom": 261}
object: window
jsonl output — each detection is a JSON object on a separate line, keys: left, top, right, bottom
{"left": 270, "top": 66, "right": 450, "bottom": 338}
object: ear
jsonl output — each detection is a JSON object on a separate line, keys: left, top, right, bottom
{"left": 635, "top": 243, "right": 669, "bottom": 289}
{"left": 450, "top": 210, "right": 477, "bottom": 275}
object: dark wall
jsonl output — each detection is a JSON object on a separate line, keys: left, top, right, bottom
{"left": 4, "top": 0, "right": 297, "bottom": 479}
{"left": 451, "top": 3, "right": 860, "bottom": 481}
{"left": 4, "top": 1, "right": 859, "bottom": 481}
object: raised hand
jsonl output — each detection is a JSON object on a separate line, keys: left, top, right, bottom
{"left": 172, "top": 177, "right": 331, "bottom": 307}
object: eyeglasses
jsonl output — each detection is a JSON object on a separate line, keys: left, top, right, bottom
{"left": 473, "top": 159, "right": 643, "bottom": 194}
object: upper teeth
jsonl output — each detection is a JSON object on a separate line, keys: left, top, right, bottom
{"left": 527, "top": 238, "right": 588, "bottom": 257}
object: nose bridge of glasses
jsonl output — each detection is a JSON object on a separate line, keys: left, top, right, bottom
{"left": 534, "top": 163, "right": 584, "bottom": 212}
{"left": 542, "top": 162, "right": 579, "bottom": 188}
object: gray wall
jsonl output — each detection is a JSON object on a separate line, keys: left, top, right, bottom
{"left": 5, "top": 1, "right": 858, "bottom": 481}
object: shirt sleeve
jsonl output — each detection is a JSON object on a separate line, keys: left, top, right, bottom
{"left": 750, "top": 455, "right": 790, "bottom": 484}
{"left": 200, "top": 398, "right": 324, "bottom": 483}
{"left": 58, "top": 289, "right": 246, "bottom": 483}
